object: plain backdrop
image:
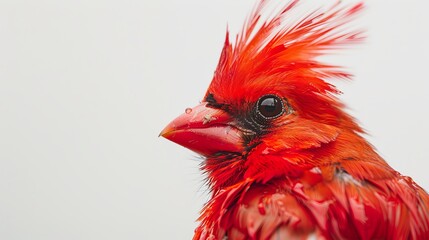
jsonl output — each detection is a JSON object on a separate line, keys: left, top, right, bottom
{"left": 1, "top": 0, "right": 428, "bottom": 239}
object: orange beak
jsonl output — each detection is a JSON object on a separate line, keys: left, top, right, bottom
{"left": 160, "top": 103, "right": 244, "bottom": 157}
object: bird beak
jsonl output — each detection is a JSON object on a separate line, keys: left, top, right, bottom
{"left": 160, "top": 102, "right": 243, "bottom": 157}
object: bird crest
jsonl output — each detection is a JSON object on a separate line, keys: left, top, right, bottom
{"left": 206, "top": 0, "right": 364, "bottom": 132}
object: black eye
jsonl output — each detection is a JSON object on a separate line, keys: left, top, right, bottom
{"left": 255, "top": 95, "right": 284, "bottom": 120}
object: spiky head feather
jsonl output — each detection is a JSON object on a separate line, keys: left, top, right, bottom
{"left": 205, "top": 0, "right": 364, "bottom": 132}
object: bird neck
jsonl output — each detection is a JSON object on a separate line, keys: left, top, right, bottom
{"left": 203, "top": 129, "right": 392, "bottom": 194}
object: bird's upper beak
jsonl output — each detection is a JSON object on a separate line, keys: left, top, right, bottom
{"left": 160, "top": 103, "right": 243, "bottom": 157}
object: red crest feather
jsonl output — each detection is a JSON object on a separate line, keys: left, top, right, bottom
{"left": 206, "top": 0, "right": 365, "bottom": 131}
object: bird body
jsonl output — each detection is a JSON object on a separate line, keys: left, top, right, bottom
{"left": 161, "top": 1, "right": 429, "bottom": 239}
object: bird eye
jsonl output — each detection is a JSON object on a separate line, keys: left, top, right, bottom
{"left": 255, "top": 95, "right": 284, "bottom": 120}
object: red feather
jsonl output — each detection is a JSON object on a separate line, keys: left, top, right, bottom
{"left": 161, "top": 1, "right": 429, "bottom": 239}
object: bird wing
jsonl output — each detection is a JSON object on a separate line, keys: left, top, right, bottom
{"left": 224, "top": 172, "right": 429, "bottom": 240}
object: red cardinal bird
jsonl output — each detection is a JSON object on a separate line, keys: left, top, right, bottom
{"left": 161, "top": 1, "right": 429, "bottom": 239}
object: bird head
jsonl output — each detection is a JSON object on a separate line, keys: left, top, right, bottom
{"left": 161, "top": 1, "right": 365, "bottom": 190}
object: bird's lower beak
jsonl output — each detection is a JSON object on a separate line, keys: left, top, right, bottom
{"left": 160, "top": 103, "right": 243, "bottom": 157}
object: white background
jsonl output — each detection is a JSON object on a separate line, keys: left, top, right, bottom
{"left": 1, "top": 0, "right": 428, "bottom": 239}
